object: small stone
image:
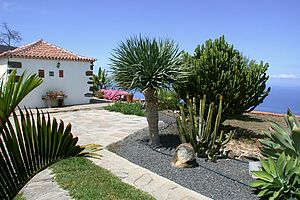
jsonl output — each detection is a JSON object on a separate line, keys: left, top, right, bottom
{"left": 171, "top": 143, "right": 197, "bottom": 168}
{"left": 225, "top": 149, "right": 238, "bottom": 159}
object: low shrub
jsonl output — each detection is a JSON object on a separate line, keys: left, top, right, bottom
{"left": 158, "top": 89, "right": 180, "bottom": 110}
{"left": 94, "top": 90, "right": 103, "bottom": 98}
{"left": 104, "top": 101, "right": 145, "bottom": 116}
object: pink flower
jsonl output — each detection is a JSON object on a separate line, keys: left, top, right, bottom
{"left": 100, "top": 89, "right": 128, "bottom": 100}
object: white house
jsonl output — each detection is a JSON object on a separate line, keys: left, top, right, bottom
{"left": 0, "top": 40, "right": 96, "bottom": 108}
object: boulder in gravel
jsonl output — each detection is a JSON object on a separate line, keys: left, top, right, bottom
{"left": 171, "top": 143, "right": 197, "bottom": 168}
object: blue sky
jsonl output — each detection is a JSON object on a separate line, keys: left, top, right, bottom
{"left": 1, "top": 0, "right": 300, "bottom": 79}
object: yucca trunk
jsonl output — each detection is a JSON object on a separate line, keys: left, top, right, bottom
{"left": 144, "top": 88, "right": 159, "bottom": 145}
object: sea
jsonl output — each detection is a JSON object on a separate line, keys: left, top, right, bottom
{"left": 133, "top": 78, "right": 300, "bottom": 115}
{"left": 255, "top": 78, "right": 300, "bottom": 115}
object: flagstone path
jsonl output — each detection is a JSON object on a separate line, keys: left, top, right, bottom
{"left": 21, "top": 103, "right": 210, "bottom": 200}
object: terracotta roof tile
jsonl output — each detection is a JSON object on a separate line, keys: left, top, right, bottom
{"left": 0, "top": 39, "right": 96, "bottom": 62}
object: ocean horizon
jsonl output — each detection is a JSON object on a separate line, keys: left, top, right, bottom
{"left": 133, "top": 77, "right": 300, "bottom": 115}
{"left": 255, "top": 77, "right": 300, "bottom": 115}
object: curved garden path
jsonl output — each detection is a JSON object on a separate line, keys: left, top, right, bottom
{"left": 21, "top": 103, "right": 210, "bottom": 200}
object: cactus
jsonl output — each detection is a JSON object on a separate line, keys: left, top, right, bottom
{"left": 176, "top": 95, "right": 233, "bottom": 160}
{"left": 174, "top": 35, "right": 270, "bottom": 121}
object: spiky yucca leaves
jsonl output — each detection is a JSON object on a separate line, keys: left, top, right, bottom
{"left": 174, "top": 35, "right": 270, "bottom": 121}
{"left": 0, "top": 108, "right": 85, "bottom": 199}
{"left": 259, "top": 109, "right": 300, "bottom": 159}
{"left": 250, "top": 153, "right": 300, "bottom": 199}
{"left": 0, "top": 70, "right": 42, "bottom": 125}
{"left": 176, "top": 95, "right": 233, "bottom": 160}
{"left": 110, "top": 36, "right": 182, "bottom": 91}
{"left": 110, "top": 35, "right": 183, "bottom": 145}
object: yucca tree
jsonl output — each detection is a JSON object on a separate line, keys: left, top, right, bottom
{"left": 110, "top": 35, "right": 183, "bottom": 145}
{"left": 0, "top": 70, "right": 90, "bottom": 199}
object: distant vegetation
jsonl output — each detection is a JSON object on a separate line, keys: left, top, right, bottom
{"left": 158, "top": 89, "right": 180, "bottom": 111}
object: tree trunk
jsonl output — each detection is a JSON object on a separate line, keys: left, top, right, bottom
{"left": 144, "top": 88, "right": 160, "bottom": 145}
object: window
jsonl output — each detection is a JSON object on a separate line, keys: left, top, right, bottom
{"left": 8, "top": 61, "right": 22, "bottom": 68}
{"left": 59, "top": 70, "right": 64, "bottom": 78}
{"left": 49, "top": 71, "right": 54, "bottom": 77}
{"left": 38, "top": 69, "right": 44, "bottom": 78}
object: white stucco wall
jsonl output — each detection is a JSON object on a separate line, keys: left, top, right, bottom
{"left": 0, "top": 59, "right": 8, "bottom": 83}
{"left": 0, "top": 57, "right": 92, "bottom": 108}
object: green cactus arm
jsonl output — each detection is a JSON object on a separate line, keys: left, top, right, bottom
{"left": 198, "top": 95, "right": 206, "bottom": 140}
{"left": 204, "top": 102, "right": 214, "bottom": 144}
{"left": 176, "top": 116, "right": 186, "bottom": 143}
{"left": 221, "top": 131, "right": 233, "bottom": 146}
{"left": 212, "top": 96, "right": 223, "bottom": 144}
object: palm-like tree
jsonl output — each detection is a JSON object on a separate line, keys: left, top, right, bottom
{"left": 0, "top": 70, "right": 93, "bottom": 199}
{"left": 110, "top": 36, "right": 182, "bottom": 145}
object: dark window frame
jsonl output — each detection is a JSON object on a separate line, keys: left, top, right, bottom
{"left": 59, "top": 70, "right": 64, "bottom": 78}
{"left": 38, "top": 69, "right": 45, "bottom": 78}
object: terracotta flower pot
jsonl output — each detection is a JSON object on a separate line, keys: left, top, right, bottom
{"left": 126, "top": 93, "right": 134, "bottom": 103}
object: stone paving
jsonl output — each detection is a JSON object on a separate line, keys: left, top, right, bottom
{"left": 22, "top": 169, "right": 72, "bottom": 200}
{"left": 21, "top": 103, "right": 210, "bottom": 200}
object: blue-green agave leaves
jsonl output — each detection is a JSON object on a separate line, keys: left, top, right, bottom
{"left": 250, "top": 153, "right": 300, "bottom": 200}
{"left": 259, "top": 109, "right": 300, "bottom": 159}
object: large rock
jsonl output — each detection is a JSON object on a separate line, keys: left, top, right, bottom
{"left": 171, "top": 143, "right": 197, "bottom": 168}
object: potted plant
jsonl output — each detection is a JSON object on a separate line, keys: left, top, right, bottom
{"left": 125, "top": 93, "right": 134, "bottom": 103}
{"left": 43, "top": 90, "right": 66, "bottom": 107}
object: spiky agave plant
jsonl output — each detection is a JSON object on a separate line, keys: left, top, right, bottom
{"left": 250, "top": 153, "right": 300, "bottom": 199}
{"left": 259, "top": 109, "right": 300, "bottom": 159}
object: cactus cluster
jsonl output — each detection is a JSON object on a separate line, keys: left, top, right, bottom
{"left": 174, "top": 35, "right": 270, "bottom": 121}
{"left": 176, "top": 95, "right": 233, "bottom": 160}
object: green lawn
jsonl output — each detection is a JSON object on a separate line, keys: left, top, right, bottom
{"left": 14, "top": 193, "right": 26, "bottom": 200}
{"left": 103, "top": 101, "right": 145, "bottom": 116}
{"left": 51, "top": 157, "right": 155, "bottom": 200}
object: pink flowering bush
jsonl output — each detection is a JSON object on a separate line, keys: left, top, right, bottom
{"left": 100, "top": 89, "right": 128, "bottom": 101}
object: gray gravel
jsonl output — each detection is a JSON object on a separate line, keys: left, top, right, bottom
{"left": 109, "top": 112, "right": 258, "bottom": 200}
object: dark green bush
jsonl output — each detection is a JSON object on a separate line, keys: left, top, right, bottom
{"left": 104, "top": 101, "right": 145, "bottom": 116}
{"left": 174, "top": 35, "right": 270, "bottom": 121}
{"left": 158, "top": 89, "right": 180, "bottom": 110}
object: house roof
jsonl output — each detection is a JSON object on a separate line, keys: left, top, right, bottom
{"left": 0, "top": 44, "right": 17, "bottom": 54}
{"left": 0, "top": 39, "right": 96, "bottom": 62}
